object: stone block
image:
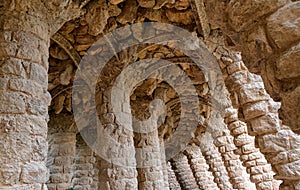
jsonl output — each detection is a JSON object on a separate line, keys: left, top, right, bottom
{"left": 239, "top": 82, "right": 269, "bottom": 105}
{"left": 234, "top": 134, "right": 253, "bottom": 146}
{"left": 275, "top": 160, "right": 300, "bottom": 180}
{"left": 9, "top": 79, "right": 43, "bottom": 97}
{"left": 21, "top": 162, "right": 48, "bottom": 183}
{"left": 30, "top": 62, "right": 47, "bottom": 87}
{"left": 0, "top": 78, "right": 8, "bottom": 90}
{"left": 0, "top": 164, "right": 21, "bottom": 185}
{"left": 0, "top": 58, "right": 27, "bottom": 78}
{"left": 227, "top": 61, "right": 243, "bottom": 74}
{"left": 27, "top": 97, "right": 48, "bottom": 116}
{"left": 225, "top": 70, "right": 248, "bottom": 91}
{"left": 227, "top": 0, "right": 288, "bottom": 31}
{"left": 275, "top": 42, "right": 300, "bottom": 79}
{"left": 241, "top": 144, "right": 256, "bottom": 154}
{"left": 248, "top": 113, "right": 280, "bottom": 135}
{"left": 267, "top": 2, "right": 300, "bottom": 49}
{"left": 243, "top": 101, "right": 268, "bottom": 120}
{"left": 0, "top": 92, "right": 26, "bottom": 114}
{"left": 232, "top": 124, "right": 248, "bottom": 135}
{"left": 256, "top": 181, "right": 274, "bottom": 190}
{"left": 250, "top": 173, "right": 273, "bottom": 183}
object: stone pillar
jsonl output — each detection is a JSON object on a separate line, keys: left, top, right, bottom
{"left": 225, "top": 108, "right": 277, "bottom": 190}
{"left": 0, "top": 10, "right": 50, "bottom": 190}
{"left": 171, "top": 152, "right": 198, "bottom": 190}
{"left": 160, "top": 139, "right": 170, "bottom": 189}
{"left": 91, "top": 156, "right": 99, "bottom": 190}
{"left": 72, "top": 135, "right": 95, "bottom": 190}
{"left": 184, "top": 145, "right": 218, "bottom": 190}
{"left": 201, "top": 143, "right": 233, "bottom": 190}
{"left": 214, "top": 130, "right": 252, "bottom": 190}
{"left": 93, "top": 88, "right": 138, "bottom": 190}
{"left": 167, "top": 162, "right": 181, "bottom": 190}
{"left": 46, "top": 132, "right": 76, "bottom": 190}
{"left": 220, "top": 50, "right": 300, "bottom": 189}
{"left": 135, "top": 131, "right": 165, "bottom": 190}
{"left": 0, "top": 1, "right": 84, "bottom": 189}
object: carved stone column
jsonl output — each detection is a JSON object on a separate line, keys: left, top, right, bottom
{"left": 224, "top": 108, "right": 277, "bottom": 190}
{"left": 201, "top": 142, "right": 233, "bottom": 190}
{"left": 171, "top": 152, "right": 198, "bottom": 190}
{"left": 167, "top": 161, "right": 181, "bottom": 190}
{"left": 0, "top": 1, "right": 86, "bottom": 189}
{"left": 0, "top": 5, "right": 50, "bottom": 190}
{"left": 135, "top": 130, "right": 165, "bottom": 190}
{"left": 72, "top": 135, "right": 95, "bottom": 190}
{"left": 46, "top": 113, "right": 77, "bottom": 190}
{"left": 220, "top": 49, "right": 300, "bottom": 189}
{"left": 184, "top": 145, "right": 218, "bottom": 190}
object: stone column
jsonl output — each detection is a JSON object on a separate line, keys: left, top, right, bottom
{"left": 72, "top": 135, "right": 95, "bottom": 190}
{"left": 214, "top": 130, "right": 252, "bottom": 190}
{"left": 95, "top": 89, "right": 138, "bottom": 190}
{"left": 91, "top": 157, "right": 99, "bottom": 190}
{"left": 0, "top": 9, "right": 50, "bottom": 190}
{"left": 0, "top": 1, "right": 85, "bottom": 189}
{"left": 220, "top": 50, "right": 300, "bottom": 189}
{"left": 201, "top": 143, "right": 233, "bottom": 190}
{"left": 160, "top": 139, "right": 170, "bottom": 189}
{"left": 135, "top": 131, "right": 165, "bottom": 190}
{"left": 184, "top": 145, "right": 218, "bottom": 190}
{"left": 167, "top": 162, "right": 181, "bottom": 190}
{"left": 46, "top": 113, "right": 77, "bottom": 190}
{"left": 46, "top": 132, "right": 76, "bottom": 190}
{"left": 171, "top": 152, "right": 198, "bottom": 190}
{"left": 224, "top": 108, "right": 277, "bottom": 190}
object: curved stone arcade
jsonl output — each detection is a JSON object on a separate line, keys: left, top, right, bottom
{"left": 0, "top": 0, "right": 300, "bottom": 190}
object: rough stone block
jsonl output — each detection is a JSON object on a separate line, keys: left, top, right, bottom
{"left": 276, "top": 42, "right": 300, "bottom": 79}
{"left": 243, "top": 101, "right": 268, "bottom": 120}
{"left": 0, "top": 164, "right": 21, "bottom": 185}
{"left": 267, "top": 2, "right": 300, "bottom": 49}
{"left": 225, "top": 70, "right": 248, "bottom": 91}
{"left": 0, "top": 92, "right": 26, "bottom": 114}
{"left": 232, "top": 124, "right": 248, "bottom": 135}
{"left": 30, "top": 62, "right": 47, "bottom": 87}
{"left": 239, "top": 82, "right": 269, "bottom": 105}
{"left": 248, "top": 113, "right": 280, "bottom": 135}
{"left": 275, "top": 160, "right": 300, "bottom": 180}
{"left": 234, "top": 134, "right": 253, "bottom": 146}
{"left": 227, "top": 0, "right": 288, "bottom": 31}
{"left": 0, "top": 78, "right": 8, "bottom": 90}
{"left": 21, "top": 162, "right": 48, "bottom": 183}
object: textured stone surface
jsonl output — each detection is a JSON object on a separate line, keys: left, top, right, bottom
{"left": 267, "top": 2, "right": 300, "bottom": 49}
{"left": 2, "top": 0, "right": 300, "bottom": 189}
{"left": 227, "top": 0, "right": 289, "bottom": 32}
{"left": 275, "top": 42, "right": 300, "bottom": 79}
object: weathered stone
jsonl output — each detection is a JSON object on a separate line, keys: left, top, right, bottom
{"left": 0, "top": 164, "right": 21, "bottom": 185}
{"left": 137, "top": 0, "right": 155, "bottom": 8}
{"left": 0, "top": 58, "right": 26, "bottom": 78}
{"left": 21, "top": 162, "right": 48, "bottom": 183}
{"left": 275, "top": 42, "right": 300, "bottom": 79}
{"left": 248, "top": 113, "right": 280, "bottom": 135}
{"left": 227, "top": 0, "right": 289, "bottom": 32}
{"left": 280, "top": 86, "right": 300, "bottom": 132}
{"left": 239, "top": 82, "right": 270, "bottom": 105}
{"left": 116, "top": 0, "right": 138, "bottom": 24}
{"left": 267, "top": 2, "right": 300, "bottom": 49}
{"left": 243, "top": 101, "right": 268, "bottom": 120}
{"left": 165, "top": 9, "right": 194, "bottom": 25}
{"left": 0, "top": 92, "right": 26, "bottom": 114}
{"left": 275, "top": 160, "right": 300, "bottom": 179}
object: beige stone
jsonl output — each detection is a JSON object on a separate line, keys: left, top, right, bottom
{"left": 267, "top": 2, "right": 300, "bottom": 49}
